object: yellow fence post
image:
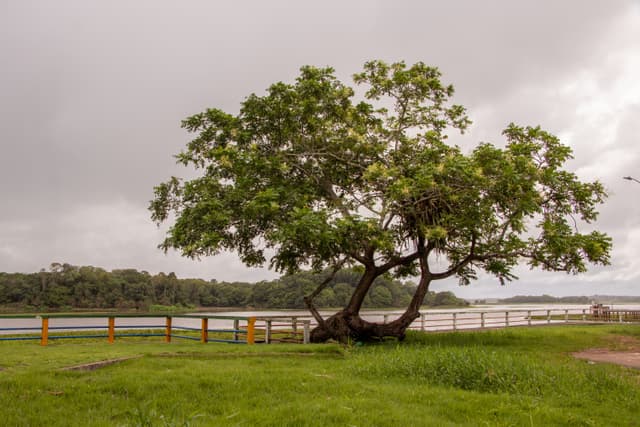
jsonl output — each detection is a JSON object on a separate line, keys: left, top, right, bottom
{"left": 165, "top": 316, "right": 172, "bottom": 343}
{"left": 40, "top": 317, "right": 48, "bottom": 346}
{"left": 201, "top": 318, "right": 208, "bottom": 343}
{"left": 108, "top": 317, "right": 115, "bottom": 344}
{"left": 247, "top": 317, "right": 256, "bottom": 345}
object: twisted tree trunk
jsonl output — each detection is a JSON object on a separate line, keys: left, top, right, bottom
{"left": 310, "top": 261, "right": 432, "bottom": 343}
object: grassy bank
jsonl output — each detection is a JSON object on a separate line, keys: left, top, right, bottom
{"left": 1, "top": 325, "right": 639, "bottom": 426}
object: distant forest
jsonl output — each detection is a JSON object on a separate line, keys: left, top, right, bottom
{"left": 0, "top": 263, "right": 469, "bottom": 311}
{"left": 498, "top": 295, "right": 591, "bottom": 304}
{"left": 490, "top": 295, "right": 640, "bottom": 304}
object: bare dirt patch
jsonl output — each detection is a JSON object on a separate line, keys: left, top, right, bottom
{"left": 572, "top": 335, "right": 640, "bottom": 369}
{"left": 61, "top": 355, "right": 142, "bottom": 371}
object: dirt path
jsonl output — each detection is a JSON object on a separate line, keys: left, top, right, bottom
{"left": 572, "top": 335, "right": 640, "bottom": 369}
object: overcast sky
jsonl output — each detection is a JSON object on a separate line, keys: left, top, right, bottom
{"left": 1, "top": 1, "right": 639, "bottom": 299}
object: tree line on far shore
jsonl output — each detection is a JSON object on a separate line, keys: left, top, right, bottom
{"left": 496, "top": 295, "right": 591, "bottom": 304}
{"left": 492, "top": 294, "right": 640, "bottom": 304}
{"left": 0, "top": 263, "right": 469, "bottom": 311}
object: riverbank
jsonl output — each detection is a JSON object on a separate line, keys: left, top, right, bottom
{"left": 1, "top": 325, "right": 639, "bottom": 425}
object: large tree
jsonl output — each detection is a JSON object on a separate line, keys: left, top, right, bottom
{"left": 150, "top": 60, "right": 611, "bottom": 342}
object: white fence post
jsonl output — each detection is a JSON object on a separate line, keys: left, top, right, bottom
{"left": 565, "top": 310, "right": 569, "bottom": 323}
{"left": 303, "top": 320, "right": 310, "bottom": 344}
{"left": 420, "top": 313, "right": 425, "bottom": 331}
{"left": 452, "top": 312, "right": 457, "bottom": 331}
{"left": 547, "top": 310, "right": 551, "bottom": 324}
{"left": 505, "top": 311, "right": 509, "bottom": 327}
{"left": 265, "top": 319, "right": 272, "bottom": 344}
{"left": 527, "top": 310, "right": 532, "bottom": 326}
{"left": 480, "top": 312, "right": 485, "bottom": 329}
{"left": 292, "top": 317, "right": 297, "bottom": 336}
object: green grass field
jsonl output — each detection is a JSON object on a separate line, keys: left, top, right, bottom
{"left": 1, "top": 325, "right": 639, "bottom": 426}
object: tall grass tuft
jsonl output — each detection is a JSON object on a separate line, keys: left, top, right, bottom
{"left": 351, "top": 338, "right": 640, "bottom": 404}
{"left": 352, "top": 345, "right": 551, "bottom": 394}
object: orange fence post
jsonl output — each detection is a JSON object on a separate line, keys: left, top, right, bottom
{"left": 165, "top": 316, "right": 172, "bottom": 343}
{"left": 108, "top": 317, "right": 115, "bottom": 343}
{"left": 40, "top": 317, "right": 49, "bottom": 346}
{"left": 247, "top": 317, "right": 256, "bottom": 345}
{"left": 201, "top": 318, "right": 208, "bottom": 343}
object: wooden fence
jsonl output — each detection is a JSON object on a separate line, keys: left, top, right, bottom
{"left": 0, "top": 313, "right": 313, "bottom": 345}
{"left": 1, "top": 307, "right": 639, "bottom": 345}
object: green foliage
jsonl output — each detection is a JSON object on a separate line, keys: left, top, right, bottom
{"left": 151, "top": 59, "right": 611, "bottom": 312}
{"left": 424, "top": 290, "right": 469, "bottom": 307}
{"left": 0, "top": 264, "right": 469, "bottom": 310}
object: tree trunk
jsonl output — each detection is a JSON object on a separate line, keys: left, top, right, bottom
{"left": 310, "top": 265, "right": 432, "bottom": 343}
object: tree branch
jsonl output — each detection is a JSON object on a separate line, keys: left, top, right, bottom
{"left": 431, "top": 234, "right": 476, "bottom": 280}
{"left": 349, "top": 251, "right": 368, "bottom": 265}
{"left": 320, "top": 178, "right": 353, "bottom": 219}
{"left": 303, "top": 258, "right": 348, "bottom": 326}
{"left": 381, "top": 212, "right": 396, "bottom": 230}
{"left": 375, "top": 250, "right": 421, "bottom": 275}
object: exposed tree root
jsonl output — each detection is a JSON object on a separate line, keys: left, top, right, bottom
{"left": 310, "top": 310, "right": 420, "bottom": 343}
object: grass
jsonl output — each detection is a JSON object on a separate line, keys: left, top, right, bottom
{"left": 1, "top": 325, "right": 639, "bottom": 426}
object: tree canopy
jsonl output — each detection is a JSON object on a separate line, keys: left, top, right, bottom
{"left": 150, "top": 60, "right": 611, "bottom": 342}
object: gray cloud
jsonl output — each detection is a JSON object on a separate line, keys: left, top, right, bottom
{"left": 1, "top": 1, "right": 639, "bottom": 297}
